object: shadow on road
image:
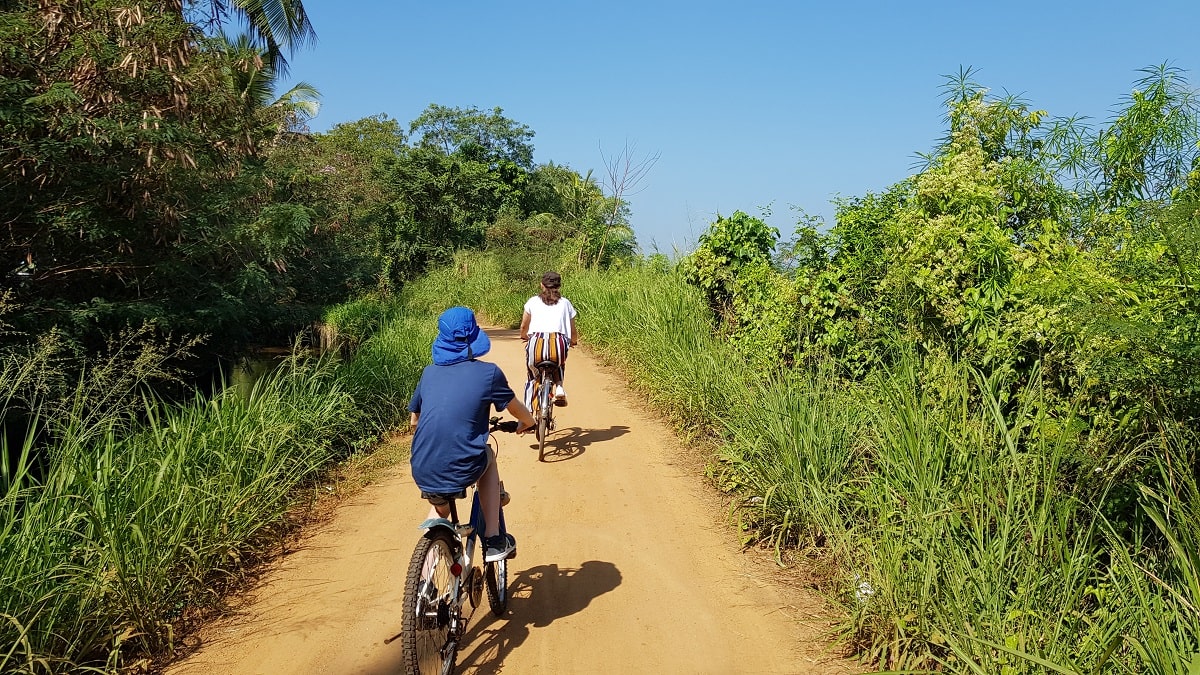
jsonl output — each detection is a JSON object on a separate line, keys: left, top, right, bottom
{"left": 529, "top": 425, "right": 630, "bottom": 462}
{"left": 456, "top": 561, "right": 622, "bottom": 673}
{"left": 364, "top": 561, "right": 621, "bottom": 675}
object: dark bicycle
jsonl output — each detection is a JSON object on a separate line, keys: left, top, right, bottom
{"left": 530, "top": 359, "right": 562, "bottom": 461}
{"left": 395, "top": 417, "right": 517, "bottom": 675}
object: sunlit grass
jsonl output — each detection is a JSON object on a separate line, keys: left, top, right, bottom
{"left": 423, "top": 253, "right": 1200, "bottom": 673}
{"left": 0, "top": 318, "right": 435, "bottom": 671}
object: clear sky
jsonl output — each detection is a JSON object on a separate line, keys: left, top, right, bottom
{"left": 279, "top": 0, "right": 1199, "bottom": 254}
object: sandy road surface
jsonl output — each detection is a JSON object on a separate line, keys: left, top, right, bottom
{"left": 168, "top": 328, "right": 855, "bottom": 674}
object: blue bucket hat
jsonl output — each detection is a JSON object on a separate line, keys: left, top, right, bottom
{"left": 432, "top": 306, "right": 491, "bottom": 365}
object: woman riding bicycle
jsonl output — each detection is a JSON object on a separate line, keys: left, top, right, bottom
{"left": 408, "top": 306, "right": 535, "bottom": 563}
{"left": 519, "top": 271, "right": 578, "bottom": 408}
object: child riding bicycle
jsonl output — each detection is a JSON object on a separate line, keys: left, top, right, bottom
{"left": 519, "top": 271, "right": 578, "bottom": 408}
{"left": 408, "top": 306, "right": 535, "bottom": 563}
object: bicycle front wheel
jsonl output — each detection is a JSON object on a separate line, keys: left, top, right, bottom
{"left": 485, "top": 557, "right": 508, "bottom": 616}
{"left": 401, "top": 531, "right": 459, "bottom": 675}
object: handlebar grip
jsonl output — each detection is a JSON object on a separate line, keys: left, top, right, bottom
{"left": 494, "top": 420, "right": 520, "bottom": 433}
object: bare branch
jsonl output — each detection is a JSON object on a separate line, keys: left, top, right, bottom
{"left": 599, "top": 140, "right": 660, "bottom": 200}
{"left": 594, "top": 141, "right": 659, "bottom": 266}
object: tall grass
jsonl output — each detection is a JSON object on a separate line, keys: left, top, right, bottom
{"left": 837, "top": 364, "right": 1114, "bottom": 670}
{"left": 406, "top": 251, "right": 1200, "bottom": 672}
{"left": 337, "top": 310, "right": 438, "bottom": 435}
{"left": 320, "top": 294, "right": 408, "bottom": 347}
{"left": 1099, "top": 430, "right": 1200, "bottom": 675}
{"left": 716, "top": 366, "right": 861, "bottom": 556}
{"left": 0, "top": 310, "right": 439, "bottom": 672}
{"left": 569, "top": 266, "right": 758, "bottom": 429}
{"left": 399, "top": 253, "right": 528, "bottom": 327}
{"left": 0, "top": 354, "right": 360, "bottom": 671}
{"left": 697, "top": 340, "right": 1199, "bottom": 671}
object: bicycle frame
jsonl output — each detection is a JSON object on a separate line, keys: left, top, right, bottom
{"left": 532, "top": 361, "right": 559, "bottom": 461}
{"left": 417, "top": 490, "right": 507, "bottom": 577}
{"left": 399, "top": 422, "right": 512, "bottom": 674}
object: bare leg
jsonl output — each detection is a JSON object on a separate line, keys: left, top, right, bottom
{"left": 475, "top": 448, "right": 502, "bottom": 538}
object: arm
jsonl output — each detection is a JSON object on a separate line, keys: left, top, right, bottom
{"left": 505, "top": 398, "right": 536, "bottom": 433}
{"left": 519, "top": 310, "right": 531, "bottom": 341}
{"left": 569, "top": 316, "right": 579, "bottom": 347}
{"left": 410, "top": 412, "right": 419, "bottom": 428}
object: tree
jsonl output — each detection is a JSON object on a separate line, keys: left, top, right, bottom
{"left": 1097, "top": 64, "right": 1199, "bottom": 207}
{"left": 595, "top": 142, "right": 656, "bottom": 266}
{"left": 409, "top": 104, "right": 535, "bottom": 170}
{"left": 681, "top": 210, "right": 778, "bottom": 315}
{"left": 0, "top": 0, "right": 319, "bottom": 356}
{"left": 190, "top": 0, "right": 316, "bottom": 75}
{"left": 218, "top": 34, "right": 320, "bottom": 133}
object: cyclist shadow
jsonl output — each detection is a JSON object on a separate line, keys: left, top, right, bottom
{"left": 530, "top": 425, "right": 631, "bottom": 463}
{"left": 456, "top": 560, "right": 622, "bottom": 673}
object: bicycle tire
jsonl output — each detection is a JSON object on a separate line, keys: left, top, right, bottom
{"left": 485, "top": 557, "right": 508, "bottom": 616}
{"left": 401, "top": 530, "right": 459, "bottom": 675}
{"left": 544, "top": 371, "right": 556, "bottom": 430}
{"left": 537, "top": 371, "right": 551, "bottom": 461}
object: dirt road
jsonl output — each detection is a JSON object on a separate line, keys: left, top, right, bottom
{"left": 168, "top": 328, "right": 854, "bottom": 674}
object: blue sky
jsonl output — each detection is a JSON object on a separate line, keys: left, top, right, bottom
{"left": 280, "top": 0, "right": 1199, "bottom": 253}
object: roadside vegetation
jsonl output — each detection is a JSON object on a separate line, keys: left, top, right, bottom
{"left": 1, "top": 0, "right": 638, "bottom": 671}
{"left": 389, "top": 67, "right": 1200, "bottom": 672}
{"left": 2, "top": 0, "right": 1197, "bottom": 671}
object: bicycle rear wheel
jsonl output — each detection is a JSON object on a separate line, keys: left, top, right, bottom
{"left": 537, "top": 371, "right": 552, "bottom": 461}
{"left": 401, "top": 531, "right": 459, "bottom": 675}
{"left": 485, "top": 557, "right": 508, "bottom": 616}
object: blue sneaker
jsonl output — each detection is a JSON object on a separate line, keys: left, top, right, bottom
{"left": 483, "top": 534, "right": 516, "bottom": 562}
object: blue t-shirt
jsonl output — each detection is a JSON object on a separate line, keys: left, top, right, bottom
{"left": 407, "top": 360, "right": 515, "bottom": 493}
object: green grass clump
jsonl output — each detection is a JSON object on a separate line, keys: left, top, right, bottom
{"left": 567, "top": 266, "right": 755, "bottom": 430}
{"left": 0, "top": 304, "right": 441, "bottom": 672}
{"left": 398, "top": 253, "right": 529, "bottom": 327}
{"left": 0, "top": 354, "right": 358, "bottom": 672}
{"left": 321, "top": 294, "right": 406, "bottom": 346}
{"left": 338, "top": 310, "right": 438, "bottom": 435}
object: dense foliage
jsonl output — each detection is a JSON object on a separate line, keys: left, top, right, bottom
{"left": 1, "top": 0, "right": 639, "bottom": 371}
{"left": 672, "top": 66, "right": 1200, "bottom": 671}
{"left": 690, "top": 67, "right": 1199, "bottom": 433}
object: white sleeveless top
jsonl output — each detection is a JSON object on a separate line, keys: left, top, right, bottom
{"left": 524, "top": 296, "right": 577, "bottom": 339}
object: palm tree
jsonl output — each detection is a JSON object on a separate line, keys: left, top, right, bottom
{"left": 193, "top": 0, "right": 316, "bottom": 75}
{"left": 220, "top": 34, "right": 320, "bottom": 135}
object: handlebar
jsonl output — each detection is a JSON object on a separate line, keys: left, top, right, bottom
{"left": 492, "top": 417, "right": 520, "bottom": 432}
{"left": 489, "top": 417, "right": 521, "bottom": 433}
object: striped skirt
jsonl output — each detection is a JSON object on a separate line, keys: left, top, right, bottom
{"left": 524, "top": 332, "right": 569, "bottom": 409}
